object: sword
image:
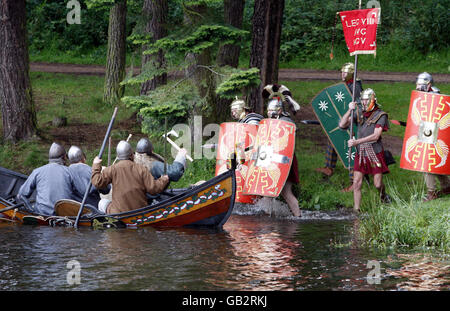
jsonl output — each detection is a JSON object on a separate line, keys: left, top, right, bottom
{"left": 299, "top": 120, "right": 320, "bottom": 125}
{"left": 390, "top": 120, "right": 407, "bottom": 127}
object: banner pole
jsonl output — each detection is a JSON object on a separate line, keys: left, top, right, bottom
{"left": 348, "top": 0, "right": 362, "bottom": 169}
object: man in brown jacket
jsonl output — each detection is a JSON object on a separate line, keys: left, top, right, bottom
{"left": 91, "top": 140, "right": 169, "bottom": 214}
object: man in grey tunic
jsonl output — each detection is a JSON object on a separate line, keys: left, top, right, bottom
{"left": 134, "top": 138, "right": 187, "bottom": 182}
{"left": 67, "top": 145, "right": 110, "bottom": 208}
{"left": 17, "top": 143, "right": 75, "bottom": 216}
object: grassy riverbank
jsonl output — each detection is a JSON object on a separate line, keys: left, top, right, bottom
{"left": 0, "top": 71, "right": 449, "bottom": 250}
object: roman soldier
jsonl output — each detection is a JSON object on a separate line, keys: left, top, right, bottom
{"left": 266, "top": 97, "right": 301, "bottom": 217}
{"left": 315, "top": 62, "right": 363, "bottom": 192}
{"left": 230, "top": 97, "right": 263, "bottom": 125}
{"left": 339, "top": 88, "right": 390, "bottom": 212}
{"left": 415, "top": 72, "right": 450, "bottom": 201}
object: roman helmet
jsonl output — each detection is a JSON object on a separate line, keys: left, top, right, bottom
{"left": 230, "top": 97, "right": 249, "bottom": 120}
{"left": 116, "top": 140, "right": 133, "bottom": 160}
{"left": 136, "top": 138, "right": 153, "bottom": 156}
{"left": 68, "top": 145, "right": 85, "bottom": 164}
{"left": 341, "top": 62, "right": 354, "bottom": 82}
{"left": 360, "top": 88, "right": 377, "bottom": 112}
{"left": 416, "top": 72, "right": 433, "bottom": 92}
{"left": 267, "top": 97, "right": 283, "bottom": 119}
{"left": 48, "top": 142, "right": 66, "bottom": 161}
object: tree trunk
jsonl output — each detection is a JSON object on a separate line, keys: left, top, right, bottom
{"left": 215, "top": 0, "right": 245, "bottom": 124}
{"left": 103, "top": 0, "right": 127, "bottom": 105}
{"left": 140, "top": 0, "right": 168, "bottom": 95}
{"left": 217, "top": 0, "right": 245, "bottom": 67}
{"left": 0, "top": 0, "right": 37, "bottom": 142}
{"left": 248, "top": 0, "right": 284, "bottom": 115}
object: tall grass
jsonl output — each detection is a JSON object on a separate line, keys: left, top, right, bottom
{"left": 360, "top": 180, "right": 450, "bottom": 251}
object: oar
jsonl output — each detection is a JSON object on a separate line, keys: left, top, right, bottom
{"left": 74, "top": 107, "right": 118, "bottom": 228}
{"left": 164, "top": 117, "right": 168, "bottom": 175}
{"left": 0, "top": 199, "right": 35, "bottom": 214}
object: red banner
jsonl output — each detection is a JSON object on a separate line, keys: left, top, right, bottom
{"left": 339, "top": 8, "right": 380, "bottom": 56}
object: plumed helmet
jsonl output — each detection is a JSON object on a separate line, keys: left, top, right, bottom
{"left": 262, "top": 84, "right": 300, "bottom": 115}
{"left": 116, "top": 140, "right": 133, "bottom": 160}
{"left": 136, "top": 138, "right": 153, "bottom": 155}
{"left": 68, "top": 145, "right": 85, "bottom": 164}
{"left": 48, "top": 142, "right": 66, "bottom": 160}
{"left": 267, "top": 97, "right": 283, "bottom": 118}
{"left": 416, "top": 72, "right": 433, "bottom": 91}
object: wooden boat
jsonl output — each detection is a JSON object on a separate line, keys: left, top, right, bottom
{"left": 0, "top": 165, "right": 236, "bottom": 228}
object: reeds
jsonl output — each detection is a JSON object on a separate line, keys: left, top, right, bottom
{"left": 359, "top": 179, "right": 449, "bottom": 251}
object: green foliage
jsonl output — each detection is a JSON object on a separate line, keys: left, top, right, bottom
{"left": 215, "top": 67, "right": 260, "bottom": 99}
{"left": 280, "top": 0, "right": 449, "bottom": 62}
{"left": 122, "top": 80, "right": 203, "bottom": 137}
{"left": 143, "top": 24, "right": 248, "bottom": 55}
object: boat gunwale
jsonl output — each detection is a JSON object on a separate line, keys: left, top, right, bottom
{"left": 114, "top": 169, "right": 235, "bottom": 220}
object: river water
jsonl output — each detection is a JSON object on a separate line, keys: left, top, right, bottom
{"left": 0, "top": 200, "right": 448, "bottom": 291}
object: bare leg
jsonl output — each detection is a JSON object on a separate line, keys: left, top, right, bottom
{"left": 281, "top": 181, "right": 301, "bottom": 217}
{"left": 353, "top": 171, "right": 364, "bottom": 212}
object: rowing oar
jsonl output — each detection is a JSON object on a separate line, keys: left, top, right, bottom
{"left": 0, "top": 199, "right": 36, "bottom": 214}
{"left": 164, "top": 117, "right": 168, "bottom": 175}
{"left": 74, "top": 107, "right": 118, "bottom": 228}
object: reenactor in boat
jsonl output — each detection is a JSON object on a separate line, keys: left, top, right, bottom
{"left": 91, "top": 140, "right": 169, "bottom": 214}
{"left": 67, "top": 145, "right": 110, "bottom": 209}
{"left": 133, "top": 137, "right": 187, "bottom": 182}
{"left": 266, "top": 97, "right": 302, "bottom": 217}
{"left": 16, "top": 142, "right": 75, "bottom": 216}
{"left": 315, "top": 62, "right": 363, "bottom": 192}
{"left": 414, "top": 72, "right": 450, "bottom": 201}
{"left": 339, "top": 88, "right": 391, "bottom": 212}
{"left": 230, "top": 97, "right": 263, "bottom": 125}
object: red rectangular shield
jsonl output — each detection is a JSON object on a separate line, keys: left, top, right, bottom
{"left": 243, "top": 119, "right": 296, "bottom": 197}
{"left": 215, "top": 122, "right": 259, "bottom": 204}
{"left": 400, "top": 91, "right": 450, "bottom": 175}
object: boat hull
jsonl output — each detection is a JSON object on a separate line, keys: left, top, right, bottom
{"left": 0, "top": 166, "right": 236, "bottom": 229}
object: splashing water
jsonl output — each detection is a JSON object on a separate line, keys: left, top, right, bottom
{"left": 232, "top": 197, "right": 356, "bottom": 221}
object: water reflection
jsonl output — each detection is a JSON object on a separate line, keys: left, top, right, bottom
{"left": 385, "top": 253, "right": 450, "bottom": 291}
{"left": 208, "top": 216, "right": 300, "bottom": 290}
{"left": 0, "top": 215, "right": 448, "bottom": 291}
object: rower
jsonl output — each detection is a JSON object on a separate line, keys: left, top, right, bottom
{"left": 17, "top": 143, "right": 75, "bottom": 216}
{"left": 92, "top": 140, "right": 169, "bottom": 214}
{"left": 67, "top": 145, "right": 110, "bottom": 209}
{"left": 133, "top": 138, "right": 187, "bottom": 182}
